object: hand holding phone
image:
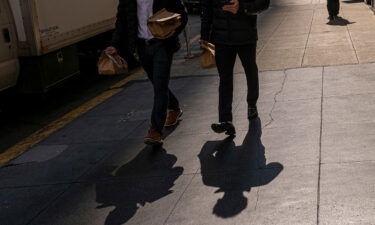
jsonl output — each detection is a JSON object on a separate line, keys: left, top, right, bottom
{"left": 222, "top": 0, "right": 239, "bottom": 14}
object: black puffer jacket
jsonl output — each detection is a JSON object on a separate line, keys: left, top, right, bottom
{"left": 110, "top": 0, "right": 188, "bottom": 54}
{"left": 201, "top": 0, "right": 270, "bottom": 45}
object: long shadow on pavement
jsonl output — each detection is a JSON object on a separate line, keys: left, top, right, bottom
{"left": 96, "top": 125, "right": 183, "bottom": 225}
{"left": 327, "top": 16, "right": 355, "bottom": 26}
{"left": 342, "top": 0, "right": 364, "bottom": 3}
{"left": 198, "top": 118, "right": 283, "bottom": 218}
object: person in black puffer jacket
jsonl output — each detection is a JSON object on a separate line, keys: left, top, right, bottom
{"left": 200, "top": 0, "right": 269, "bottom": 136}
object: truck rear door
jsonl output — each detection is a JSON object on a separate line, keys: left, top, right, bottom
{"left": 0, "top": 0, "right": 19, "bottom": 91}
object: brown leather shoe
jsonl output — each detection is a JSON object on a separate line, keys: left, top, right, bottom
{"left": 165, "top": 109, "right": 183, "bottom": 127}
{"left": 144, "top": 127, "right": 163, "bottom": 146}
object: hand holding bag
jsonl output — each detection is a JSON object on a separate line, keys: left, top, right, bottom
{"left": 97, "top": 51, "right": 128, "bottom": 75}
{"left": 147, "top": 8, "right": 182, "bottom": 39}
{"left": 200, "top": 42, "right": 216, "bottom": 69}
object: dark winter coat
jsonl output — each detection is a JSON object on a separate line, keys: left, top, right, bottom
{"left": 110, "top": 0, "right": 188, "bottom": 54}
{"left": 201, "top": 0, "right": 270, "bottom": 45}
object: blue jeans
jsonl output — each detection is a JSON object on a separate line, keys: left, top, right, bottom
{"left": 137, "top": 40, "right": 180, "bottom": 133}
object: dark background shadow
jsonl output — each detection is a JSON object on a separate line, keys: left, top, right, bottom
{"left": 327, "top": 16, "right": 355, "bottom": 26}
{"left": 95, "top": 145, "right": 183, "bottom": 225}
{"left": 198, "top": 118, "right": 283, "bottom": 218}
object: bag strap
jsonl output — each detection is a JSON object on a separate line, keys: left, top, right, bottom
{"left": 106, "top": 53, "right": 125, "bottom": 67}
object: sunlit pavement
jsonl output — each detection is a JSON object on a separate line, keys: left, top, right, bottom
{"left": 1, "top": 0, "right": 375, "bottom": 224}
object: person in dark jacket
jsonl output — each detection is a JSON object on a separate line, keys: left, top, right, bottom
{"left": 106, "top": 0, "right": 188, "bottom": 145}
{"left": 200, "top": 0, "right": 269, "bottom": 136}
{"left": 327, "top": 0, "right": 340, "bottom": 20}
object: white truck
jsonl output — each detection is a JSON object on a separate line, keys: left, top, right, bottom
{"left": 0, "top": 0, "right": 119, "bottom": 93}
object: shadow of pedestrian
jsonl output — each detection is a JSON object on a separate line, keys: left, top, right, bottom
{"left": 342, "top": 0, "right": 364, "bottom": 3}
{"left": 198, "top": 118, "right": 283, "bottom": 218}
{"left": 327, "top": 16, "right": 355, "bottom": 26}
{"left": 96, "top": 146, "right": 183, "bottom": 225}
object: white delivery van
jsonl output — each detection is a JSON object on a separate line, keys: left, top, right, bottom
{"left": 0, "top": 0, "right": 118, "bottom": 93}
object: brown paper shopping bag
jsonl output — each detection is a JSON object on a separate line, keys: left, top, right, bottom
{"left": 200, "top": 43, "right": 216, "bottom": 69}
{"left": 97, "top": 51, "right": 128, "bottom": 75}
{"left": 147, "top": 8, "right": 181, "bottom": 39}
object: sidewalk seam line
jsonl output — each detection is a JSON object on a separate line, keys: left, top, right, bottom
{"left": 317, "top": 66, "right": 324, "bottom": 225}
{"left": 25, "top": 183, "right": 75, "bottom": 225}
{"left": 0, "top": 172, "right": 201, "bottom": 190}
{"left": 343, "top": 12, "right": 359, "bottom": 64}
{"left": 321, "top": 159, "right": 375, "bottom": 165}
{"left": 162, "top": 134, "right": 222, "bottom": 224}
{"left": 254, "top": 184, "right": 261, "bottom": 211}
{"left": 163, "top": 169, "right": 199, "bottom": 225}
{"left": 324, "top": 91, "right": 375, "bottom": 99}
{"left": 301, "top": 5, "right": 315, "bottom": 67}
{"left": 256, "top": 11, "right": 287, "bottom": 56}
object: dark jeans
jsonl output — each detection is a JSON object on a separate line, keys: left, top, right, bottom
{"left": 137, "top": 40, "right": 179, "bottom": 133}
{"left": 327, "top": 0, "right": 340, "bottom": 17}
{"left": 215, "top": 43, "right": 259, "bottom": 122}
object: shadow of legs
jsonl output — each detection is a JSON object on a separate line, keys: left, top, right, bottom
{"left": 213, "top": 191, "right": 247, "bottom": 218}
{"left": 198, "top": 118, "right": 283, "bottom": 218}
{"left": 96, "top": 147, "right": 183, "bottom": 225}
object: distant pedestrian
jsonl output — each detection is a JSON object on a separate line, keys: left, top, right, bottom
{"left": 327, "top": 0, "right": 340, "bottom": 20}
{"left": 200, "top": 0, "right": 270, "bottom": 136}
{"left": 106, "top": 0, "right": 188, "bottom": 145}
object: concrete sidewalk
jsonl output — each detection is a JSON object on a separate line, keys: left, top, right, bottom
{"left": 1, "top": 0, "right": 375, "bottom": 225}
{"left": 256, "top": 0, "right": 375, "bottom": 70}
{"left": 144, "top": 0, "right": 375, "bottom": 79}
{"left": 3, "top": 62, "right": 375, "bottom": 224}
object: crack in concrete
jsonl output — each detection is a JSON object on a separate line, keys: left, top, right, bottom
{"left": 263, "top": 70, "right": 288, "bottom": 128}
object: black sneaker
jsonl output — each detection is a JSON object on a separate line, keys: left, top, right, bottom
{"left": 211, "top": 122, "right": 236, "bottom": 136}
{"left": 248, "top": 106, "right": 258, "bottom": 120}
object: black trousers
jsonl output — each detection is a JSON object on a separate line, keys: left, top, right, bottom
{"left": 327, "top": 0, "right": 340, "bottom": 17}
{"left": 215, "top": 43, "right": 259, "bottom": 122}
{"left": 137, "top": 40, "right": 179, "bottom": 133}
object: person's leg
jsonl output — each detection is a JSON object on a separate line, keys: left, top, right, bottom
{"left": 327, "top": 0, "right": 338, "bottom": 19}
{"left": 334, "top": 0, "right": 340, "bottom": 16}
{"left": 138, "top": 41, "right": 164, "bottom": 144}
{"left": 121, "top": 48, "right": 140, "bottom": 70}
{"left": 211, "top": 44, "right": 237, "bottom": 136}
{"left": 137, "top": 41, "right": 154, "bottom": 82}
{"left": 215, "top": 44, "right": 237, "bottom": 122}
{"left": 327, "top": 0, "right": 333, "bottom": 19}
{"left": 237, "top": 43, "right": 259, "bottom": 120}
{"left": 168, "top": 90, "right": 180, "bottom": 110}
{"left": 139, "top": 42, "right": 179, "bottom": 111}
{"left": 150, "top": 42, "right": 174, "bottom": 133}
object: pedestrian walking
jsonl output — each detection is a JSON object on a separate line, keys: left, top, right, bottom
{"left": 106, "top": 0, "right": 188, "bottom": 145}
{"left": 200, "top": 0, "right": 270, "bottom": 136}
{"left": 327, "top": 0, "right": 340, "bottom": 20}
